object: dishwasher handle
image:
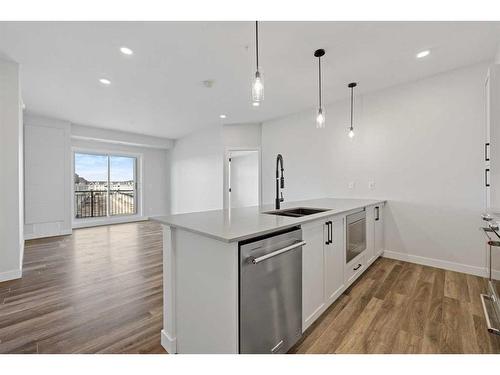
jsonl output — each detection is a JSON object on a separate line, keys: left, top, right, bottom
{"left": 248, "top": 241, "right": 306, "bottom": 264}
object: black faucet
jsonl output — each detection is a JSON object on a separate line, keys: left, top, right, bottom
{"left": 275, "top": 154, "right": 285, "bottom": 209}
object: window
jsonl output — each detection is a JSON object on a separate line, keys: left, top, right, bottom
{"left": 74, "top": 152, "right": 137, "bottom": 219}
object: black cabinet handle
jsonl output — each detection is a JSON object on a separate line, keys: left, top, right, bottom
{"left": 329, "top": 221, "right": 333, "bottom": 244}
{"left": 325, "top": 221, "right": 333, "bottom": 244}
{"left": 486, "top": 168, "right": 491, "bottom": 187}
{"left": 353, "top": 264, "right": 362, "bottom": 271}
{"left": 485, "top": 143, "right": 490, "bottom": 162}
{"left": 375, "top": 206, "right": 380, "bottom": 221}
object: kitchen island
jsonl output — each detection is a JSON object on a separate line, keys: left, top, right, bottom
{"left": 152, "top": 198, "right": 386, "bottom": 354}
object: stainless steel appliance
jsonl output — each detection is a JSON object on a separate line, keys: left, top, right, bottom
{"left": 346, "top": 210, "right": 366, "bottom": 264}
{"left": 481, "top": 215, "right": 500, "bottom": 335}
{"left": 239, "top": 227, "right": 304, "bottom": 354}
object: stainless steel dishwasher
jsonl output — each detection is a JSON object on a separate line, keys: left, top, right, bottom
{"left": 239, "top": 227, "right": 304, "bottom": 354}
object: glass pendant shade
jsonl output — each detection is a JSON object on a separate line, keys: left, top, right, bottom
{"left": 316, "top": 108, "right": 325, "bottom": 129}
{"left": 252, "top": 71, "right": 264, "bottom": 102}
{"left": 348, "top": 128, "right": 355, "bottom": 138}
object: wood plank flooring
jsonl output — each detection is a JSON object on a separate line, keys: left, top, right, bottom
{"left": 1, "top": 221, "right": 499, "bottom": 354}
{"left": 0, "top": 221, "right": 165, "bottom": 354}
{"left": 291, "top": 257, "right": 500, "bottom": 354}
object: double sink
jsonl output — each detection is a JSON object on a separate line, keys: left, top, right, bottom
{"left": 264, "top": 207, "right": 329, "bottom": 218}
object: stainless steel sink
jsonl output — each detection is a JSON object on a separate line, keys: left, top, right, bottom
{"left": 264, "top": 207, "right": 329, "bottom": 218}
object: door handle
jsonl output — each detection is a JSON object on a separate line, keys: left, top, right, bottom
{"left": 485, "top": 143, "right": 490, "bottom": 162}
{"left": 325, "top": 222, "right": 330, "bottom": 245}
{"left": 375, "top": 206, "right": 380, "bottom": 221}
{"left": 248, "top": 241, "right": 306, "bottom": 264}
{"left": 486, "top": 168, "right": 490, "bottom": 187}
{"left": 353, "top": 263, "right": 362, "bottom": 271}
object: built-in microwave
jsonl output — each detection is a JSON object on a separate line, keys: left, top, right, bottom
{"left": 346, "top": 210, "right": 366, "bottom": 264}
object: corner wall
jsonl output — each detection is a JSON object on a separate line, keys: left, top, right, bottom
{"left": 0, "top": 59, "right": 24, "bottom": 282}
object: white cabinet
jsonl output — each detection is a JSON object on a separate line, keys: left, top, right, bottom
{"left": 302, "top": 216, "right": 344, "bottom": 331}
{"left": 365, "top": 204, "right": 385, "bottom": 267}
{"left": 485, "top": 65, "right": 500, "bottom": 210}
{"left": 301, "top": 220, "right": 326, "bottom": 329}
{"left": 365, "top": 206, "right": 376, "bottom": 264}
{"left": 374, "top": 204, "right": 385, "bottom": 257}
{"left": 324, "top": 217, "right": 345, "bottom": 305}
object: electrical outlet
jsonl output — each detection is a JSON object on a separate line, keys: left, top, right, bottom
{"left": 348, "top": 181, "right": 355, "bottom": 189}
{"left": 368, "top": 181, "right": 375, "bottom": 190}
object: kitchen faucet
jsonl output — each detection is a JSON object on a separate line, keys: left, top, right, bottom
{"left": 275, "top": 154, "right": 285, "bottom": 209}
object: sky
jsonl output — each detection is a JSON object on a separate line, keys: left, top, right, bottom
{"left": 75, "top": 153, "right": 135, "bottom": 182}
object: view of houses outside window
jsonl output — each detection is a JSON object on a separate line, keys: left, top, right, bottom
{"left": 74, "top": 153, "right": 137, "bottom": 218}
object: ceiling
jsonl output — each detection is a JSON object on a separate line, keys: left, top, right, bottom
{"left": 1, "top": 21, "right": 499, "bottom": 139}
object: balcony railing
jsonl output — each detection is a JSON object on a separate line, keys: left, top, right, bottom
{"left": 75, "top": 190, "right": 135, "bottom": 218}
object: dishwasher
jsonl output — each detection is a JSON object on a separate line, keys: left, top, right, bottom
{"left": 239, "top": 227, "right": 305, "bottom": 354}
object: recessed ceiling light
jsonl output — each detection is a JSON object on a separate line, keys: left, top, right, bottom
{"left": 416, "top": 50, "right": 430, "bottom": 59}
{"left": 99, "top": 78, "right": 111, "bottom": 85}
{"left": 252, "top": 102, "right": 260, "bottom": 107}
{"left": 219, "top": 114, "right": 227, "bottom": 119}
{"left": 120, "top": 46, "right": 133, "bottom": 56}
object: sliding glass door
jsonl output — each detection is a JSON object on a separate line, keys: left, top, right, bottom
{"left": 74, "top": 152, "right": 137, "bottom": 219}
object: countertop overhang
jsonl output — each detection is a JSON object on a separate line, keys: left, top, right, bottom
{"left": 151, "top": 198, "right": 386, "bottom": 243}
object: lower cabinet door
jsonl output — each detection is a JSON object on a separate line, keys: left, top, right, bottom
{"left": 366, "top": 205, "right": 376, "bottom": 264}
{"left": 324, "top": 217, "right": 344, "bottom": 304}
{"left": 374, "top": 204, "right": 384, "bottom": 256}
{"left": 301, "top": 220, "right": 326, "bottom": 331}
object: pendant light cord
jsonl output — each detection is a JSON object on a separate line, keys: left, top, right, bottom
{"left": 255, "top": 21, "right": 259, "bottom": 71}
{"left": 318, "top": 56, "right": 322, "bottom": 108}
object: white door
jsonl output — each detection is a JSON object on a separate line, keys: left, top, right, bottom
{"left": 301, "top": 219, "right": 327, "bottom": 331}
{"left": 374, "top": 204, "right": 384, "bottom": 256}
{"left": 365, "top": 206, "right": 376, "bottom": 264}
{"left": 228, "top": 150, "right": 259, "bottom": 208}
{"left": 324, "top": 217, "right": 345, "bottom": 305}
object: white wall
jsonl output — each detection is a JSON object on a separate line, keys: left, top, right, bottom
{"left": 169, "top": 123, "right": 262, "bottom": 214}
{"left": 0, "top": 59, "right": 24, "bottom": 282}
{"left": 24, "top": 114, "right": 72, "bottom": 239}
{"left": 262, "top": 62, "right": 489, "bottom": 276}
{"left": 72, "top": 138, "right": 169, "bottom": 219}
{"left": 169, "top": 125, "right": 224, "bottom": 214}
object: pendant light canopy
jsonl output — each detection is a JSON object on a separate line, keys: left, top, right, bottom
{"left": 314, "top": 49, "right": 325, "bottom": 128}
{"left": 252, "top": 21, "right": 264, "bottom": 104}
{"left": 348, "top": 82, "right": 357, "bottom": 138}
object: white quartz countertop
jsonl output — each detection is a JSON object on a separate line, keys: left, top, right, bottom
{"left": 151, "top": 198, "right": 386, "bottom": 243}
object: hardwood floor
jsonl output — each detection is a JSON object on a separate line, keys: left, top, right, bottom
{"left": 1, "top": 221, "right": 499, "bottom": 354}
{"left": 291, "top": 257, "right": 500, "bottom": 354}
{"left": 0, "top": 221, "right": 165, "bottom": 354}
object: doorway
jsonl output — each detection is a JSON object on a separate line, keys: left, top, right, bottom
{"left": 226, "top": 149, "right": 260, "bottom": 209}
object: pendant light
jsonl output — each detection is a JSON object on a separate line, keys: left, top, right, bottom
{"left": 314, "top": 49, "right": 325, "bottom": 128}
{"left": 348, "top": 82, "right": 357, "bottom": 138}
{"left": 252, "top": 21, "right": 264, "bottom": 104}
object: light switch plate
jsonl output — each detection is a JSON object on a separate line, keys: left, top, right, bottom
{"left": 348, "top": 181, "right": 355, "bottom": 189}
{"left": 368, "top": 181, "right": 375, "bottom": 190}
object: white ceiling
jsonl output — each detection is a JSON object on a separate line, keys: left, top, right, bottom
{"left": 1, "top": 21, "right": 499, "bottom": 139}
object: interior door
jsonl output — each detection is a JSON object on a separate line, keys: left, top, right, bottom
{"left": 228, "top": 150, "right": 259, "bottom": 208}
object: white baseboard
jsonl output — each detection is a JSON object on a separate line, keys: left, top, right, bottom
{"left": 24, "top": 229, "right": 72, "bottom": 240}
{"left": 383, "top": 250, "right": 488, "bottom": 277}
{"left": 0, "top": 268, "right": 22, "bottom": 283}
{"left": 160, "top": 329, "right": 176, "bottom": 354}
{"left": 72, "top": 216, "right": 149, "bottom": 229}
